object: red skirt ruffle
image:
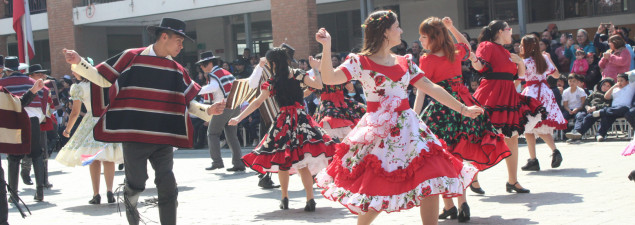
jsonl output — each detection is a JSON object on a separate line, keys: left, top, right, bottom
{"left": 242, "top": 138, "right": 336, "bottom": 174}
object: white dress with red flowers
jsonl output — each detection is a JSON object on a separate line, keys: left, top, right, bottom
{"left": 316, "top": 54, "right": 477, "bottom": 215}
{"left": 520, "top": 54, "right": 567, "bottom": 134}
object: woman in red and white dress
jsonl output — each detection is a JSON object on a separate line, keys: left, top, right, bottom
{"left": 472, "top": 20, "right": 547, "bottom": 194}
{"left": 315, "top": 10, "right": 481, "bottom": 225}
{"left": 519, "top": 35, "right": 566, "bottom": 172}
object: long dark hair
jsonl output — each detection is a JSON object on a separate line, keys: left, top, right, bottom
{"left": 360, "top": 10, "right": 398, "bottom": 56}
{"left": 520, "top": 35, "right": 548, "bottom": 74}
{"left": 419, "top": 17, "right": 456, "bottom": 62}
{"left": 265, "top": 47, "right": 302, "bottom": 104}
{"left": 478, "top": 20, "right": 508, "bottom": 43}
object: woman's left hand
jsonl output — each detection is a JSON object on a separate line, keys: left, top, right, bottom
{"left": 462, "top": 105, "right": 484, "bottom": 119}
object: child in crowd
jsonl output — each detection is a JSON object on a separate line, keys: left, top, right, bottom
{"left": 469, "top": 77, "right": 480, "bottom": 94}
{"left": 561, "top": 74, "right": 587, "bottom": 125}
{"left": 593, "top": 73, "right": 635, "bottom": 141}
{"left": 565, "top": 78, "right": 615, "bottom": 142}
{"left": 572, "top": 49, "right": 589, "bottom": 76}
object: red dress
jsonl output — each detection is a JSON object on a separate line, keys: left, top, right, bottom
{"left": 472, "top": 41, "right": 546, "bottom": 138}
{"left": 419, "top": 43, "right": 510, "bottom": 170}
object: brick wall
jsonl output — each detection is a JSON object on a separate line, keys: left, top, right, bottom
{"left": 47, "top": 0, "right": 81, "bottom": 78}
{"left": 270, "top": 0, "right": 318, "bottom": 61}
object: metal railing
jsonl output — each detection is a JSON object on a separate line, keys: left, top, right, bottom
{"left": 77, "top": 0, "right": 125, "bottom": 7}
{"left": 3, "top": 0, "right": 48, "bottom": 18}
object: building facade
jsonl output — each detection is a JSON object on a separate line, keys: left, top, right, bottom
{"left": 0, "top": 0, "right": 633, "bottom": 78}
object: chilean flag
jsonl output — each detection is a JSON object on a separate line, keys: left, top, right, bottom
{"left": 12, "top": 0, "right": 35, "bottom": 63}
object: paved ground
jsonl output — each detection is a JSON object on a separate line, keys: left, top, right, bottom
{"left": 4, "top": 138, "right": 635, "bottom": 225}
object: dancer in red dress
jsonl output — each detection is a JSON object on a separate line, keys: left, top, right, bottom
{"left": 315, "top": 10, "right": 482, "bottom": 225}
{"left": 416, "top": 17, "right": 511, "bottom": 222}
{"left": 229, "top": 48, "right": 336, "bottom": 212}
{"left": 519, "top": 35, "right": 566, "bottom": 171}
{"left": 472, "top": 20, "right": 547, "bottom": 194}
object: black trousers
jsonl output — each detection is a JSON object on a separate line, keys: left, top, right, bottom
{"left": 7, "top": 118, "right": 45, "bottom": 195}
{"left": 0, "top": 158, "right": 8, "bottom": 225}
{"left": 122, "top": 142, "right": 177, "bottom": 225}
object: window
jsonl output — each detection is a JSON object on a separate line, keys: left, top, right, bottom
{"left": 594, "top": 0, "right": 628, "bottom": 14}
{"left": 8, "top": 39, "right": 51, "bottom": 70}
{"left": 233, "top": 21, "right": 273, "bottom": 58}
{"left": 318, "top": 10, "right": 362, "bottom": 53}
{"left": 529, "top": 0, "right": 561, "bottom": 22}
{"left": 466, "top": 0, "right": 490, "bottom": 27}
{"left": 492, "top": 0, "right": 518, "bottom": 24}
{"left": 564, "top": 0, "right": 591, "bottom": 18}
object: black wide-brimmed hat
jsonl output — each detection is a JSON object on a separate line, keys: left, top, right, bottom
{"left": 195, "top": 51, "right": 219, "bottom": 65}
{"left": 4, "top": 56, "right": 19, "bottom": 71}
{"left": 28, "top": 64, "right": 49, "bottom": 74}
{"left": 147, "top": 18, "right": 194, "bottom": 42}
{"left": 279, "top": 43, "right": 297, "bottom": 63}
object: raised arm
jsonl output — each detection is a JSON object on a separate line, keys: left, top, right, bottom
{"left": 63, "top": 49, "right": 113, "bottom": 88}
{"left": 302, "top": 56, "right": 324, "bottom": 90}
{"left": 228, "top": 90, "right": 270, "bottom": 126}
{"left": 315, "top": 28, "right": 349, "bottom": 85}
{"left": 442, "top": 17, "right": 471, "bottom": 51}
{"left": 413, "top": 76, "right": 482, "bottom": 119}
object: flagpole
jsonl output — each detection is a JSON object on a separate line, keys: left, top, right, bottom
{"left": 22, "top": 16, "right": 29, "bottom": 72}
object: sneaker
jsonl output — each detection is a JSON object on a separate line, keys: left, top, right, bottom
{"left": 596, "top": 135, "right": 605, "bottom": 142}
{"left": 551, "top": 149, "right": 563, "bottom": 168}
{"left": 565, "top": 130, "right": 582, "bottom": 140}
{"left": 521, "top": 158, "right": 540, "bottom": 171}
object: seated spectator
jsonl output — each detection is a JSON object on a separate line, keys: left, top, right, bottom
{"left": 562, "top": 74, "right": 587, "bottom": 126}
{"left": 595, "top": 73, "right": 634, "bottom": 141}
{"left": 565, "top": 78, "right": 615, "bottom": 141}
{"left": 585, "top": 53, "right": 602, "bottom": 91}
{"left": 623, "top": 71, "right": 635, "bottom": 128}
{"left": 599, "top": 35, "right": 632, "bottom": 80}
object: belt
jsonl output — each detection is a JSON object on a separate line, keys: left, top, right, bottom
{"left": 484, "top": 72, "right": 515, "bottom": 81}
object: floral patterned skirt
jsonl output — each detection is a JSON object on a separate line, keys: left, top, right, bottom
{"left": 314, "top": 93, "right": 366, "bottom": 140}
{"left": 421, "top": 78, "right": 510, "bottom": 171}
{"left": 521, "top": 82, "right": 568, "bottom": 134}
{"left": 473, "top": 78, "right": 547, "bottom": 138}
{"left": 55, "top": 114, "right": 124, "bottom": 167}
{"left": 316, "top": 97, "right": 477, "bottom": 215}
{"left": 242, "top": 103, "right": 336, "bottom": 175}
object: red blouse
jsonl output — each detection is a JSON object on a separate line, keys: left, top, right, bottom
{"left": 476, "top": 41, "right": 518, "bottom": 75}
{"left": 419, "top": 43, "right": 469, "bottom": 83}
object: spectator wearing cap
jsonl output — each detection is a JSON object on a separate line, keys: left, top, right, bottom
{"left": 232, "top": 58, "right": 252, "bottom": 79}
{"left": 0, "top": 56, "right": 49, "bottom": 202}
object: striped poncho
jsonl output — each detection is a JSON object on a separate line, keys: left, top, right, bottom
{"left": 0, "top": 86, "right": 33, "bottom": 154}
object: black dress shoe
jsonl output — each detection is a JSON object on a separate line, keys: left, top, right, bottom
{"left": 205, "top": 164, "right": 224, "bottom": 170}
{"left": 304, "top": 199, "right": 316, "bottom": 212}
{"left": 258, "top": 173, "right": 280, "bottom": 189}
{"left": 34, "top": 187, "right": 44, "bottom": 202}
{"left": 45, "top": 182, "right": 53, "bottom": 189}
{"left": 279, "top": 197, "right": 289, "bottom": 210}
{"left": 628, "top": 170, "right": 635, "bottom": 181}
{"left": 89, "top": 194, "right": 101, "bottom": 204}
{"left": 506, "top": 182, "right": 530, "bottom": 193}
{"left": 521, "top": 158, "right": 540, "bottom": 171}
{"left": 107, "top": 191, "right": 116, "bottom": 203}
{"left": 226, "top": 167, "right": 246, "bottom": 172}
{"left": 21, "top": 171, "right": 33, "bottom": 185}
{"left": 551, "top": 149, "right": 563, "bottom": 168}
{"left": 469, "top": 180, "right": 485, "bottom": 195}
{"left": 458, "top": 202, "right": 470, "bottom": 223}
{"left": 118, "top": 164, "right": 125, "bottom": 171}
{"left": 438, "top": 206, "right": 457, "bottom": 219}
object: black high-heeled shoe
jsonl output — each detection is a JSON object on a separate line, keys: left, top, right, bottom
{"left": 438, "top": 206, "right": 457, "bottom": 219}
{"left": 458, "top": 202, "right": 470, "bottom": 223}
{"left": 89, "top": 194, "right": 101, "bottom": 204}
{"left": 506, "top": 182, "right": 530, "bottom": 193}
{"left": 304, "top": 199, "right": 316, "bottom": 212}
{"left": 469, "top": 180, "right": 485, "bottom": 195}
{"left": 107, "top": 191, "right": 116, "bottom": 203}
{"left": 279, "top": 197, "right": 289, "bottom": 210}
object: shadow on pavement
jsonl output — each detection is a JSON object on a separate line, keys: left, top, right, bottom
{"left": 18, "top": 188, "right": 62, "bottom": 199}
{"left": 478, "top": 192, "right": 583, "bottom": 211}
{"left": 47, "top": 170, "right": 69, "bottom": 177}
{"left": 211, "top": 171, "right": 254, "bottom": 180}
{"left": 9, "top": 201, "right": 57, "bottom": 213}
{"left": 63, "top": 203, "right": 121, "bottom": 216}
{"left": 133, "top": 185, "right": 195, "bottom": 196}
{"left": 526, "top": 168, "right": 601, "bottom": 177}
{"left": 440, "top": 215, "right": 538, "bottom": 224}
{"left": 247, "top": 187, "right": 324, "bottom": 200}
{"left": 252, "top": 206, "right": 352, "bottom": 223}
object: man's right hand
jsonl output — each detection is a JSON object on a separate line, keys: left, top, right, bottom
{"left": 63, "top": 48, "right": 81, "bottom": 65}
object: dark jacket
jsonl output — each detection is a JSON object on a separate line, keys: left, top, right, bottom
{"left": 584, "top": 78, "right": 615, "bottom": 110}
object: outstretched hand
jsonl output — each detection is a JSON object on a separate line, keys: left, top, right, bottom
{"left": 259, "top": 57, "right": 267, "bottom": 68}
{"left": 228, "top": 117, "right": 240, "bottom": 126}
{"left": 63, "top": 48, "right": 81, "bottom": 65}
{"left": 308, "top": 56, "right": 321, "bottom": 70}
{"left": 315, "top": 28, "right": 331, "bottom": 46}
{"left": 462, "top": 105, "right": 484, "bottom": 119}
{"left": 442, "top": 17, "right": 453, "bottom": 27}
{"left": 30, "top": 79, "right": 45, "bottom": 93}
{"left": 207, "top": 100, "right": 226, "bottom": 116}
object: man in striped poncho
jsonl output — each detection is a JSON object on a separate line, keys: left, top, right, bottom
{"left": 63, "top": 18, "right": 224, "bottom": 225}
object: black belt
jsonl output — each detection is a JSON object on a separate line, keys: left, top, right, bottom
{"left": 484, "top": 72, "right": 515, "bottom": 81}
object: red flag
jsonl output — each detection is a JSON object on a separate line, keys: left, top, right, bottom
{"left": 12, "top": 0, "right": 35, "bottom": 63}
